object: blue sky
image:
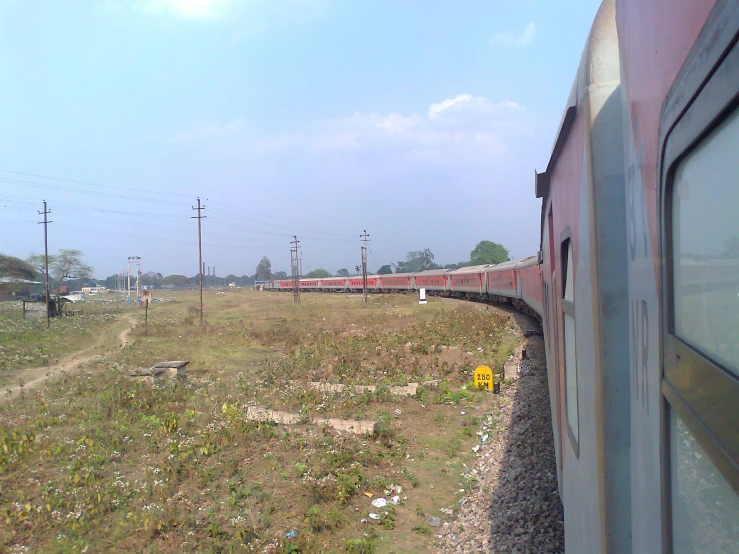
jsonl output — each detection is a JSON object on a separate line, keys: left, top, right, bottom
{"left": 0, "top": 0, "right": 601, "bottom": 279}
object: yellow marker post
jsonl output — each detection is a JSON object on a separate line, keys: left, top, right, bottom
{"left": 473, "top": 365, "right": 494, "bottom": 390}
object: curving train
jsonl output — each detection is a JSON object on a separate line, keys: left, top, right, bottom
{"left": 265, "top": 256, "right": 542, "bottom": 319}
{"left": 266, "top": 0, "right": 739, "bottom": 551}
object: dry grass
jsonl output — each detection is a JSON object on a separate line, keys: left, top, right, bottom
{"left": 0, "top": 290, "right": 520, "bottom": 553}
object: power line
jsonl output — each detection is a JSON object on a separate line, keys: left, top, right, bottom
{"left": 0, "top": 168, "right": 194, "bottom": 198}
{"left": 0, "top": 177, "right": 190, "bottom": 206}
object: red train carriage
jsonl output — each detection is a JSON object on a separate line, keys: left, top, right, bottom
{"left": 298, "top": 279, "right": 320, "bottom": 291}
{"left": 515, "top": 257, "right": 543, "bottom": 317}
{"left": 348, "top": 277, "right": 378, "bottom": 290}
{"left": 321, "top": 278, "right": 349, "bottom": 291}
{"left": 536, "top": 1, "right": 631, "bottom": 550}
{"left": 485, "top": 261, "right": 518, "bottom": 298}
{"left": 413, "top": 269, "right": 451, "bottom": 292}
{"left": 619, "top": 0, "right": 739, "bottom": 551}
{"left": 378, "top": 274, "right": 414, "bottom": 291}
{"left": 449, "top": 265, "right": 487, "bottom": 297}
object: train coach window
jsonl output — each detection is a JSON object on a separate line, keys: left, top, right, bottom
{"left": 672, "top": 108, "right": 739, "bottom": 377}
{"left": 562, "top": 238, "right": 579, "bottom": 451}
{"left": 670, "top": 412, "right": 739, "bottom": 553}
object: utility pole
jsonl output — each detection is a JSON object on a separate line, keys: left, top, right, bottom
{"left": 38, "top": 201, "right": 52, "bottom": 329}
{"left": 128, "top": 256, "right": 140, "bottom": 302}
{"left": 290, "top": 236, "right": 300, "bottom": 303}
{"left": 192, "top": 198, "right": 206, "bottom": 325}
{"left": 135, "top": 257, "right": 141, "bottom": 301}
{"left": 360, "top": 230, "right": 370, "bottom": 302}
{"left": 127, "top": 258, "right": 132, "bottom": 300}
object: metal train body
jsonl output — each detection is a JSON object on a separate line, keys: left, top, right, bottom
{"left": 265, "top": 1, "right": 738, "bottom": 550}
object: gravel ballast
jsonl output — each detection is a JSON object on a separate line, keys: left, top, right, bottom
{"left": 436, "top": 316, "right": 565, "bottom": 553}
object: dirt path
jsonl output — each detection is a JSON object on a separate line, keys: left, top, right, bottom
{"left": 1, "top": 316, "right": 137, "bottom": 402}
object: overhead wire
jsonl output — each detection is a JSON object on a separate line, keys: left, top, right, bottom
{"left": 0, "top": 168, "right": 194, "bottom": 198}
{"left": 2, "top": 167, "right": 365, "bottom": 274}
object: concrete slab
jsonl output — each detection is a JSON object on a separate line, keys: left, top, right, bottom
{"left": 127, "top": 360, "right": 189, "bottom": 387}
{"left": 245, "top": 406, "right": 376, "bottom": 435}
{"left": 307, "top": 381, "right": 419, "bottom": 397}
{"left": 504, "top": 361, "right": 518, "bottom": 380}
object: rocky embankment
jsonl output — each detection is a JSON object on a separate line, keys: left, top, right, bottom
{"left": 437, "top": 318, "right": 564, "bottom": 553}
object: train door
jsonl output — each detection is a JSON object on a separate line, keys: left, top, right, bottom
{"left": 658, "top": 11, "right": 739, "bottom": 552}
{"left": 517, "top": 271, "right": 522, "bottom": 297}
{"left": 546, "top": 206, "right": 563, "bottom": 478}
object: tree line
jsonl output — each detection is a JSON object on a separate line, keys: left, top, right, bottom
{"left": 1, "top": 239, "right": 511, "bottom": 297}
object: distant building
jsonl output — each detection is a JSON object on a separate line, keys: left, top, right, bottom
{"left": 81, "top": 286, "right": 106, "bottom": 293}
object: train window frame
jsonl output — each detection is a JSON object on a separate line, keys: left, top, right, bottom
{"left": 658, "top": 0, "right": 739, "bottom": 525}
{"left": 560, "top": 230, "right": 579, "bottom": 456}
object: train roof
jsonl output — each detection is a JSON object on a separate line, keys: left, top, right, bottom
{"left": 486, "top": 260, "right": 519, "bottom": 271}
{"left": 415, "top": 268, "right": 453, "bottom": 276}
{"left": 449, "top": 265, "right": 489, "bottom": 275}
{"left": 514, "top": 256, "right": 540, "bottom": 269}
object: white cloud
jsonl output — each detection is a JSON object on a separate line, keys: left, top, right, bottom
{"left": 268, "top": 94, "right": 530, "bottom": 163}
{"left": 490, "top": 22, "right": 536, "bottom": 48}
{"left": 160, "top": 94, "right": 531, "bottom": 165}
{"left": 428, "top": 93, "right": 523, "bottom": 120}
{"left": 134, "top": 0, "right": 236, "bottom": 19}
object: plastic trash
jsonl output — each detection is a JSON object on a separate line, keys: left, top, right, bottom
{"left": 371, "top": 498, "right": 388, "bottom": 508}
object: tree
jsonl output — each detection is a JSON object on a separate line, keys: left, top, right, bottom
{"left": 255, "top": 257, "right": 272, "bottom": 281}
{"left": 403, "top": 249, "right": 439, "bottom": 272}
{"left": 272, "top": 271, "right": 288, "bottom": 280}
{"left": 0, "top": 254, "right": 38, "bottom": 295}
{"left": 161, "top": 274, "right": 190, "bottom": 287}
{"left": 307, "top": 269, "right": 330, "bottom": 278}
{"left": 336, "top": 268, "right": 350, "bottom": 277}
{"left": 27, "top": 253, "right": 54, "bottom": 275}
{"left": 51, "top": 249, "right": 93, "bottom": 288}
{"left": 469, "top": 241, "right": 510, "bottom": 265}
{"left": 103, "top": 274, "right": 119, "bottom": 289}
{"left": 377, "top": 264, "right": 393, "bottom": 275}
{"left": 140, "top": 271, "right": 162, "bottom": 286}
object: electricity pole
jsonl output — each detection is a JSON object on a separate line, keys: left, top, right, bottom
{"left": 135, "top": 257, "right": 141, "bottom": 300}
{"left": 360, "top": 230, "right": 370, "bottom": 302}
{"left": 128, "top": 256, "right": 140, "bottom": 302}
{"left": 38, "top": 201, "right": 52, "bottom": 329}
{"left": 127, "top": 258, "right": 132, "bottom": 300}
{"left": 290, "top": 236, "right": 300, "bottom": 303}
{"left": 192, "top": 198, "right": 206, "bottom": 325}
